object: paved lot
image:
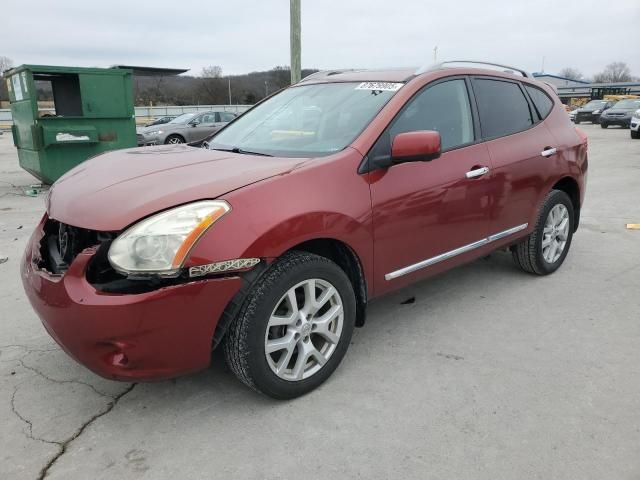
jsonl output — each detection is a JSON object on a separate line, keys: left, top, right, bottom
{"left": 1, "top": 124, "right": 639, "bottom": 480}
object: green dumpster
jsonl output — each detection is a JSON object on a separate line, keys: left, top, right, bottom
{"left": 5, "top": 65, "right": 136, "bottom": 184}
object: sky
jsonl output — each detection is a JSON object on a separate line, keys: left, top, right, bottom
{"left": 3, "top": 0, "right": 639, "bottom": 78}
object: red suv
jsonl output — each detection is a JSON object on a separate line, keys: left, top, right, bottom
{"left": 22, "top": 61, "right": 588, "bottom": 399}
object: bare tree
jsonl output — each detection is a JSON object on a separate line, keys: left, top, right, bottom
{"left": 558, "top": 67, "right": 584, "bottom": 81}
{"left": 0, "top": 56, "right": 14, "bottom": 104}
{"left": 593, "top": 62, "right": 633, "bottom": 83}
{"left": 201, "top": 65, "right": 223, "bottom": 78}
{"left": 0, "top": 56, "right": 13, "bottom": 74}
{"left": 198, "top": 65, "right": 225, "bottom": 103}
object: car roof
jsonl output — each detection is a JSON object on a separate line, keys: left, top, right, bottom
{"left": 297, "top": 64, "right": 538, "bottom": 86}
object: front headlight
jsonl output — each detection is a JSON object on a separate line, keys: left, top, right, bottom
{"left": 108, "top": 200, "right": 230, "bottom": 276}
{"left": 592, "top": 109, "right": 601, "bottom": 114}
{"left": 146, "top": 130, "right": 163, "bottom": 136}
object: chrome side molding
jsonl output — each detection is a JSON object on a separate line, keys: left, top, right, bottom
{"left": 385, "top": 223, "right": 528, "bottom": 281}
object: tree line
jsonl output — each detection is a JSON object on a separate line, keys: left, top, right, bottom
{"left": 558, "top": 62, "right": 637, "bottom": 83}
{"left": 1, "top": 55, "right": 638, "bottom": 107}
{"left": 132, "top": 65, "right": 319, "bottom": 106}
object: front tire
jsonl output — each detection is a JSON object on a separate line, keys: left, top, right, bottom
{"left": 631, "top": 130, "right": 640, "bottom": 139}
{"left": 165, "top": 134, "right": 185, "bottom": 144}
{"left": 224, "top": 251, "right": 356, "bottom": 399}
{"left": 600, "top": 122, "right": 608, "bottom": 129}
{"left": 512, "top": 190, "right": 574, "bottom": 275}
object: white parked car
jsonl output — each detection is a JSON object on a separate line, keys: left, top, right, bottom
{"left": 631, "top": 109, "right": 640, "bottom": 139}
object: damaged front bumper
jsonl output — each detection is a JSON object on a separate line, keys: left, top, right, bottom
{"left": 21, "top": 215, "right": 243, "bottom": 381}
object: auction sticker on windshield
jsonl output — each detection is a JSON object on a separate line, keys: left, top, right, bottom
{"left": 355, "top": 82, "right": 403, "bottom": 91}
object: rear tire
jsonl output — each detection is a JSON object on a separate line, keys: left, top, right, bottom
{"left": 224, "top": 251, "right": 356, "bottom": 399}
{"left": 631, "top": 130, "right": 640, "bottom": 139}
{"left": 512, "top": 190, "right": 574, "bottom": 275}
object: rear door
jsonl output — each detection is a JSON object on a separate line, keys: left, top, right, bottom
{"left": 471, "top": 77, "right": 556, "bottom": 237}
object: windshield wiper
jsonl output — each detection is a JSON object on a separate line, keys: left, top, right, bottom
{"left": 211, "top": 146, "right": 273, "bottom": 157}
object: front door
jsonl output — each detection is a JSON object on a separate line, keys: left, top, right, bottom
{"left": 368, "top": 77, "right": 493, "bottom": 295}
{"left": 187, "top": 113, "right": 217, "bottom": 142}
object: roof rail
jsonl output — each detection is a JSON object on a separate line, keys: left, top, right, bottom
{"left": 416, "top": 60, "right": 532, "bottom": 79}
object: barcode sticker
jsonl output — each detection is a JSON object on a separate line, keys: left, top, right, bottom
{"left": 355, "top": 82, "right": 403, "bottom": 92}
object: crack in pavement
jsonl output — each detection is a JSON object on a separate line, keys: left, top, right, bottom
{"left": 7, "top": 353, "right": 137, "bottom": 480}
{"left": 18, "top": 359, "right": 114, "bottom": 398}
{"left": 0, "top": 344, "right": 59, "bottom": 360}
{"left": 36, "top": 383, "right": 136, "bottom": 480}
{"left": 0, "top": 344, "right": 57, "bottom": 350}
{"left": 10, "top": 386, "right": 60, "bottom": 447}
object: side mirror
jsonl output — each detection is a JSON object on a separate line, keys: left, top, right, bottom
{"left": 190, "top": 121, "right": 200, "bottom": 127}
{"left": 391, "top": 130, "right": 441, "bottom": 164}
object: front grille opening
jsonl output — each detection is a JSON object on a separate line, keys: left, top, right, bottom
{"left": 39, "top": 219, "right": 115, "bottom": 274}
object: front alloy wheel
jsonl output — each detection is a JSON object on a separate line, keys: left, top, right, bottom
{"left": 166, "top": 135, "right": 184, "bottom": 144}
{"left": 265, "top": 279, "right": 344, "bottom": 381}
{"left": 224, "top": 251, "right": 356, "bottom": 399}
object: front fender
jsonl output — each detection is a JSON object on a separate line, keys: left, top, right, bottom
{"left": 184, "top": 149, "right": 375, "bottom": 292}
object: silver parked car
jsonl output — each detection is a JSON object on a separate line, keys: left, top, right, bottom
{"left": 137, "top": 111, "right": 237, "bottom": 146}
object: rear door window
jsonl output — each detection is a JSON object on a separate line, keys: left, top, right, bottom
{"left": 473, "top": 78, "right": 534, "bottom": 138}
{"left": 525, "top": 85, "right": 554, "bottom": 119}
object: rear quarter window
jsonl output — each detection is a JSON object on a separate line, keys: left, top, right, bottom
{"left": 525, "top": 85, "right": 554, "bottom": 119}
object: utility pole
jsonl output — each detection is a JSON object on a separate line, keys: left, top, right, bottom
{"left": 228, "top": 77, "right": 232, "bottom": 104}
{"left": 290, "top": 0, "right": 301, "bottom": 84}
{"left": 433, "top": 45, "right": 438, "bottom": 63}
{"left": 265, "top": 80, "right": 268, "bottom": 97}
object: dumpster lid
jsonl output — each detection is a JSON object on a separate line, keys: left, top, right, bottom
{"left": 110, "top": 66, "right": 188, "bottom": 76}
{"left": 4, "top": 64, "right": 188, "bottom": 77}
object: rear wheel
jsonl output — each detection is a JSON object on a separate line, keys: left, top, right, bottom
{"left": 512, "top": 190, "right": 574, "bottom": 275}
{"left": 224, "top": 251, "right": 356, "bottom": 399}
{"left": 165, "top": 134, "right": 185, "bottom": 144}
{"left": 631, "top": 130, "right": 640, "bottom": 139}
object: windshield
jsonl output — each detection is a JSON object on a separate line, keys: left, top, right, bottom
{"left": 169, "top": 113, "right": 196, "bottom": 124}
{"left": 208, "top": 82, "right": 402, "bottom": 157}
{"left": 582, "top": 101, "right": 606, "bottom": 109}
{"left": 612, "top": 100, "right": 640, "bottom": 109}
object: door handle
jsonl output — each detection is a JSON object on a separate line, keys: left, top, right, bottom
{"left": 465, "top": 166, "right": 490, "bottom": 179}
{"left": 541, "top": 147, "right": 557, "bottom": 157}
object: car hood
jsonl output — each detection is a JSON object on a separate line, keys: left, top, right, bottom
{"left": 138, "top": 123, "right": 186, "bottom": 133}
{"left": 48, "top": 145, "right": 309, "bottom": 231}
